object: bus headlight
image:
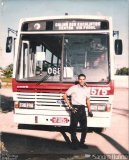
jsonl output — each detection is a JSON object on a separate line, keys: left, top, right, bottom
{"left": 19, "top": 102, "right": 34, "bottom": 109}
{"left": 91, "top": 104, "right": 107, "bottom": 112}
{"left": 97, "top": 105, "right": 106, "bottom": 111}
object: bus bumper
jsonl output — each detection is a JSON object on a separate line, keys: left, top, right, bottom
{"left": 87, "top": 117, "right": 111, "bottom": 128}
{"left": 14, "top": 114, "right": 71, "bottom": 126}
{"left": 14, "top": 113, "right": 111, "bottom": 128}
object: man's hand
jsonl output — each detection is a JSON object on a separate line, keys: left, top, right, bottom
{"left": 88, "top": 111, "right": 93, "bottom": 117}
{"left": 70, "top": 107, "right": 78, "bottom": 113}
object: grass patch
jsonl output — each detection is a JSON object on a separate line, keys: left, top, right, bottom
{"left": 0, "top": 78, "right": 12, "bottom": 83}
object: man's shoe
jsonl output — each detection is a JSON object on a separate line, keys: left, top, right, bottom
{"left": 79, "top": 143, "right": 88, "bottom": 149}
{"left": 71, "top": 143, "right": 79, "bottom": 150}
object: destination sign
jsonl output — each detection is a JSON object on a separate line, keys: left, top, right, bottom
{"left": 22, "top": 19, "right": 109, "bottom": 31}
{"left": 53, "top": 21, "right": 101, "bottom": 30}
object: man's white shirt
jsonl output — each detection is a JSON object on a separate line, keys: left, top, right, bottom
{"left": 66, "top": 84, "right": 90, "bottom": 106}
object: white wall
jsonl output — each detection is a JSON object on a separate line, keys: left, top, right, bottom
{"left": 114, "top": 76, "right": 128, "bottom": 88}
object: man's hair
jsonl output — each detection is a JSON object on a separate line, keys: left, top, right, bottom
{"left": 78, "top": 74, "right": 86, "bottom": 79}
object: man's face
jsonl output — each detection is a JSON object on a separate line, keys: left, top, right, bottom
{"left": 78, "top": 76, "right": 86, "bottom": 86}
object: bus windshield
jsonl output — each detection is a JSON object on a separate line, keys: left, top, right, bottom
{"left": 16, "top": 34, "right": 109, "bottom": 83}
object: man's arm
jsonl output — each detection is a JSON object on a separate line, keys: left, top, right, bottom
{"left": 63, "top": 93, "right": 77, "bottom": 113}
{"left": 86, "top": 97, "right": 91, "bottom": 112}
{"left": 86, "top": 97, "right": 93, "bottom": 117}
{"left": 63, "top": 93, "right": 72, "bottom": 109}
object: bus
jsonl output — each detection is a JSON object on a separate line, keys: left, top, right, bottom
{"left": 6, "top": 15, "right": 122, "bottom": 132}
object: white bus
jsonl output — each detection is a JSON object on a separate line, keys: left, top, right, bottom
{"left": 6, "top": 15, "right": 122, "bottom": 132}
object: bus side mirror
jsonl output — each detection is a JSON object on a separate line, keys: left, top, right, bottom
{"left": 115, "top": 39, "right": 122, "bottom": 55}
{"left": 6, "top": 37, "right": 13, "bottom": 53}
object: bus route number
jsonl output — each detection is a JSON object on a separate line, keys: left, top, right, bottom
{"left": 90, "top": 87, "right": 110, "bottom": 95}
{"left": 47, "top": 67, "right": 60, "bottom": 75}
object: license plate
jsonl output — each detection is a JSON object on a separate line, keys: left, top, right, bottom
{"left": 51, "top": 117, "right": 69, "bottom": 124}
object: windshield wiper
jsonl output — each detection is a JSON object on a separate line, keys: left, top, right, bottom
{"left": 38, "top": 74, "right": 51, "bottom": 84}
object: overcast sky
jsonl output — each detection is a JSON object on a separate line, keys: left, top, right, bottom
{"left": 0, "top": 0, "right": 128, "bottom": 68}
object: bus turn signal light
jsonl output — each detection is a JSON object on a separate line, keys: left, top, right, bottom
{"left": 14, "top": 101, "right": 19, "bottom": 108}
{"left": 105, "top": 104, "right": 111, "bottom": 112}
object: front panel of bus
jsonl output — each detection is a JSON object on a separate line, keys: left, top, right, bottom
{"left": 13, "top": 18, "right": 114, "bottom": 128}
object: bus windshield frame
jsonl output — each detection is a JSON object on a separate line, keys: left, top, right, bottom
{"left": 16, "top": 33, "right": 110, "bottom": 84}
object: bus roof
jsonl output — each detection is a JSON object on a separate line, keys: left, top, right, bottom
{"left": 19, "top": 15, "right": 112, "bottom": 23}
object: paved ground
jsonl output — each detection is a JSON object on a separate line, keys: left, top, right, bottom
{"left": 0, "top": 87, "right": 128, "bottom": 160}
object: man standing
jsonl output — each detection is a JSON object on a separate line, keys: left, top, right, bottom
{"left": 63, "top": 74, "right": 93, "bottom": 149}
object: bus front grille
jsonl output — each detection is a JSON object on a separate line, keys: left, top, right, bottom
{"left": 14, "top": 92, "right": 111, "bottom": 108}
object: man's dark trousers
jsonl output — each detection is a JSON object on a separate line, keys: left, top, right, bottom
{"left": 70, "top": 105, "right": 87, "bottom": 145}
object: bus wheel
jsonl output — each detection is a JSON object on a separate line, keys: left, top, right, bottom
{"left": 94, "top": 128, "right": 105, "bottom": 133}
